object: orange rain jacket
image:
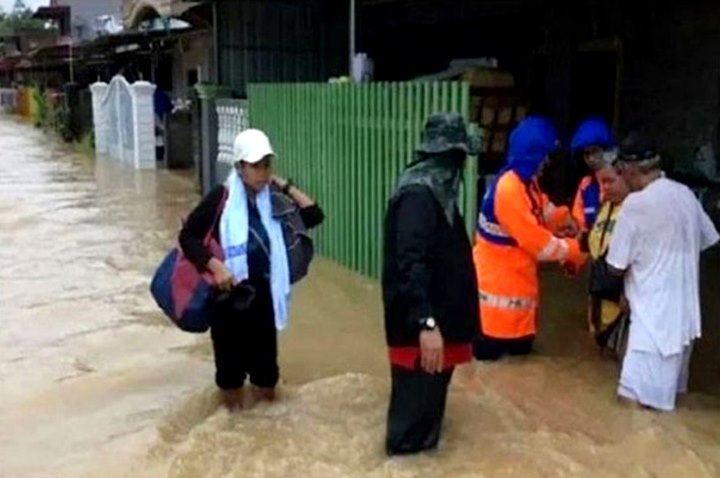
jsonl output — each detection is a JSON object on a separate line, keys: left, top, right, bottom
{"left": 474, "top": 172, "right": 584, "bottom": 339}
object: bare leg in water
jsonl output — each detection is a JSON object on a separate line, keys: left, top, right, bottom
{"left": 252, "top": 385, "right": 276, "bottom": 402}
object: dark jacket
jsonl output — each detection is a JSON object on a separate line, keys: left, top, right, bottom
{"left": 179, "top": 185, "right": 324, "bottom": 273}
{"left": 382, "top": 185, "right": 479, "bottom": 347}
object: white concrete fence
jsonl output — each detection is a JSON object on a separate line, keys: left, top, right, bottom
{"left": 0, "top": 88, "right": 17, "bottom": 113}
{"left": 216, "top": 98, "right": 250, "bottom": 166}
{"left": 90, "top": 75, "right": 157, "bottom": 170}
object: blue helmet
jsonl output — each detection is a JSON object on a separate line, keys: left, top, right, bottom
{"left": 507, "top": 116, "right": 559, "bottom": 181}
{"left": 570, "top": 117, "right": 614, "bottom": 153}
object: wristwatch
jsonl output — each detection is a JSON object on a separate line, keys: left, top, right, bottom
{"left": 282, "top": 179, "right": 294, "bottom": 195}
{"left": 419, "top": 317, "right": 438, "bottom": 331}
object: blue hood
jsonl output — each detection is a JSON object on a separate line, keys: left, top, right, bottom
{"left": 570, "top": 117, "right": 614, "bottom": 153}
{"left": 505, "top": 116, "right": 559, "bottom": 181}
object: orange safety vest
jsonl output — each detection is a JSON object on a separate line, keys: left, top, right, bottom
{"left": 571, "top": 175, "right": 603, "bottom": 231}
{"left": 473, "top": 170, "right": 583, "bottom": 339}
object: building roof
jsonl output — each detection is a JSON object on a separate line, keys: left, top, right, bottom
{"left": 8, "top": 25, "right": 206, "bottom": 71}
{"left": 33, "top": 5, "right": 72, "bottom": 19}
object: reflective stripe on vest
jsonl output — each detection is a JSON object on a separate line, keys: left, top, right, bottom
{"left": 581, "top": 179, "right": 601, "bottom": 227}
{"left": 542, "top": 202, "right": 557, "bottom": 223}
{"left": 479, "top": 290, "right": 537, "bottom": 310}
{"left": 477, "top": 172, "right": 518, "bottom": 247}
{"left": 536, "top": 236, "right": 570, "bottom": 261}
{"left": 477, "top": 212, "right": 517, "bottom": 246}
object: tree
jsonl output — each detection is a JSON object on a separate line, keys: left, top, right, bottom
{"left": 0, "top": 1, "right": 48, "bottom": 32}
{"left": 13, "top": 1, "right": 28, "bottom": 15}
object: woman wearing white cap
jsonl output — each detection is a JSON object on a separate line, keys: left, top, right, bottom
{"left": 179, "top": 129, "right": 324, "bottom": 409}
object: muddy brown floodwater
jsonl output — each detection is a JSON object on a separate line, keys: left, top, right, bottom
{"left": 1, "top": 117, "right": 719, "bottom": 478}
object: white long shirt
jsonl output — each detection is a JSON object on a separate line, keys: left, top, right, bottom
{"left": 606, "top": 177, "right": 719, "bottom": 356}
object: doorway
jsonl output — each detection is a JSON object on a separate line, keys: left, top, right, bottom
{"left": 570, "top": 38, "right": 622, "bottom": 132}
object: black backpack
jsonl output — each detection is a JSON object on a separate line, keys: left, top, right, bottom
{"left": 271, "top": 190, "right": 315, "bottom": 284}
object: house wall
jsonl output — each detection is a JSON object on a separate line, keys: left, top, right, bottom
{"left": 215, "top": 0, "right": 347, "bottom": 96}
{"left": 359, "top": 0, "right": 531, "bottom": 81}
{"left": 56, "top": 0, "right": 124, "bottom": 40}
{"left": 171, "top": 31, "right": 212, "bottom": 100}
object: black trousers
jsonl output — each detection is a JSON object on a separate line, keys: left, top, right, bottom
{"left": 209, "top": 280, "right": 279, "bottom": 390}
{"left": 473, "top": 335, "right": 534, "bottom": 361}
{"left": 386, "top": 366, "right": 454, "bottom": 456}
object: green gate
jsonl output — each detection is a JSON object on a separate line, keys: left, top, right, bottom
{"left": 248, "top": 82, "right": 476, "bottom": 279}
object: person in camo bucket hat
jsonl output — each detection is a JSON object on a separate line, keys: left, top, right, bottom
{"left": 395, "top": 113, "right": 479, "bottom": 226}
{"left": 382, "top": 113, "right": 480, "bottom": 455}
{"left": 416, "top": 112, "right": 480, "bottom": 155}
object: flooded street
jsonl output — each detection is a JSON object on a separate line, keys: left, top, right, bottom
{"left": 1, "top": 117, "right": 719, "bottom": 478}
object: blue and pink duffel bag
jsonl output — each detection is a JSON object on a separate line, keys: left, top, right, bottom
{"left": 150, "top": 190, "right": 226, "bottom": 333}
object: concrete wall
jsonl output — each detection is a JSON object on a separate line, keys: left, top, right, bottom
{"left": 618, "top": 1, "right": 720, "bottom": 163}
{"left": 171, "top": 32, "right": 212, "bottom": 100}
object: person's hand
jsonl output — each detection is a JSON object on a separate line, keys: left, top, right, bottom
{"left": 556, "top": 217, "right": 580, "bottom": 238}
{"left": 419, "top": 328, "right": 444, "bottom": 374}
{"left": 271, "top": 175, "right": 288, "bottom": 190}
{"left": 207, "top": 258, "right": 234, "bottom": 292}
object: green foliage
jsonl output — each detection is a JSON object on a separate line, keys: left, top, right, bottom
{"left": 0, "top": 1, "right": 48, "bottom": 33}
{"left": 31, "top": 86, "right": 46, "bottom": 127}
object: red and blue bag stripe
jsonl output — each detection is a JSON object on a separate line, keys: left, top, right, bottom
{"left": 150, "top": 188, "right": 227, "bottom": 333}
{"left": 150, "top": 247, "right": 217, "bottom": 333}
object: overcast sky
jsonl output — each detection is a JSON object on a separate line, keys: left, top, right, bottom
{"left": 0, "top": 0, "right": 47, "bottom": 13}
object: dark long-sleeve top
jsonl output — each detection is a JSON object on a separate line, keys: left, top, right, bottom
{"left": 179, "top": 185, "right": 324, "bottom": 278}
{"left": 382, "top": 185, "right": 479, "bottom": 348}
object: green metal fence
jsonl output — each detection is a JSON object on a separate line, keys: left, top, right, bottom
{"left": 248, "top": 82, "right": 476, "bottom": 279}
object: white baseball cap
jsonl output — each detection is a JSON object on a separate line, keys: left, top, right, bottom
{"left": 232, "top": 129, "right": 275, "bottom": 165}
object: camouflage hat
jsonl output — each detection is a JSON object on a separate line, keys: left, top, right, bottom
{"left": 416, "top": 113, "right": 479, "bottom": 156}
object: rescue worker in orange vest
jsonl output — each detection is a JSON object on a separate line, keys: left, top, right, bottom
{"left": 473, "top": 116, "right": 585, "bottom": 360}
{"left": 570, "top": 118, "right": 616, "bottom": 231}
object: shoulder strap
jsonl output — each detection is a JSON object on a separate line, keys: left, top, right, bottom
{"left": 598, "top": 203, "right": 615, "bottom": 250}
{"left": 524, "top": 180, "right": 544, "bottom": 225}
{"left": 203, "top": 186, "right": 228, "bottom": 245}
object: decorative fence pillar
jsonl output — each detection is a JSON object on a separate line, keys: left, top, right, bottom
{"left": 90, "top": 82, "right": 109, "bottom": 154}
{"left": 89, "top": 75, "right": 157, "bottom": 170}
{"left": 216, "top": 98, "right": 250, "bottom": 179}
{"left": 131, "top": 81, "right": 157, "bottom": 170}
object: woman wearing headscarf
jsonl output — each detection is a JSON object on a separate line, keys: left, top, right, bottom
{"left": 179, "top": 129, "right": 324, "bottom": 409}
{"left": 473, "top": 117, "right": 585, "bottom": 360}
{"left": 570, "top": 117, "right": 615, "bottom": 232}
{"left": 382, "top": 113, "right": 479, "bottom": 455}
{"left": 584, "top": 159, "right": 631, "bottom": 354}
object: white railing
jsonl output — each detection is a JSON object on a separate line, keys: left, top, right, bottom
{"left": 216, "top": 98, "right": 250, "bottom": 165}
{"left": 90, "top": 75, "right": 157, "bottom": 170}
{"left": 0, "top": 88, "right": 17, "bottom": 113}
